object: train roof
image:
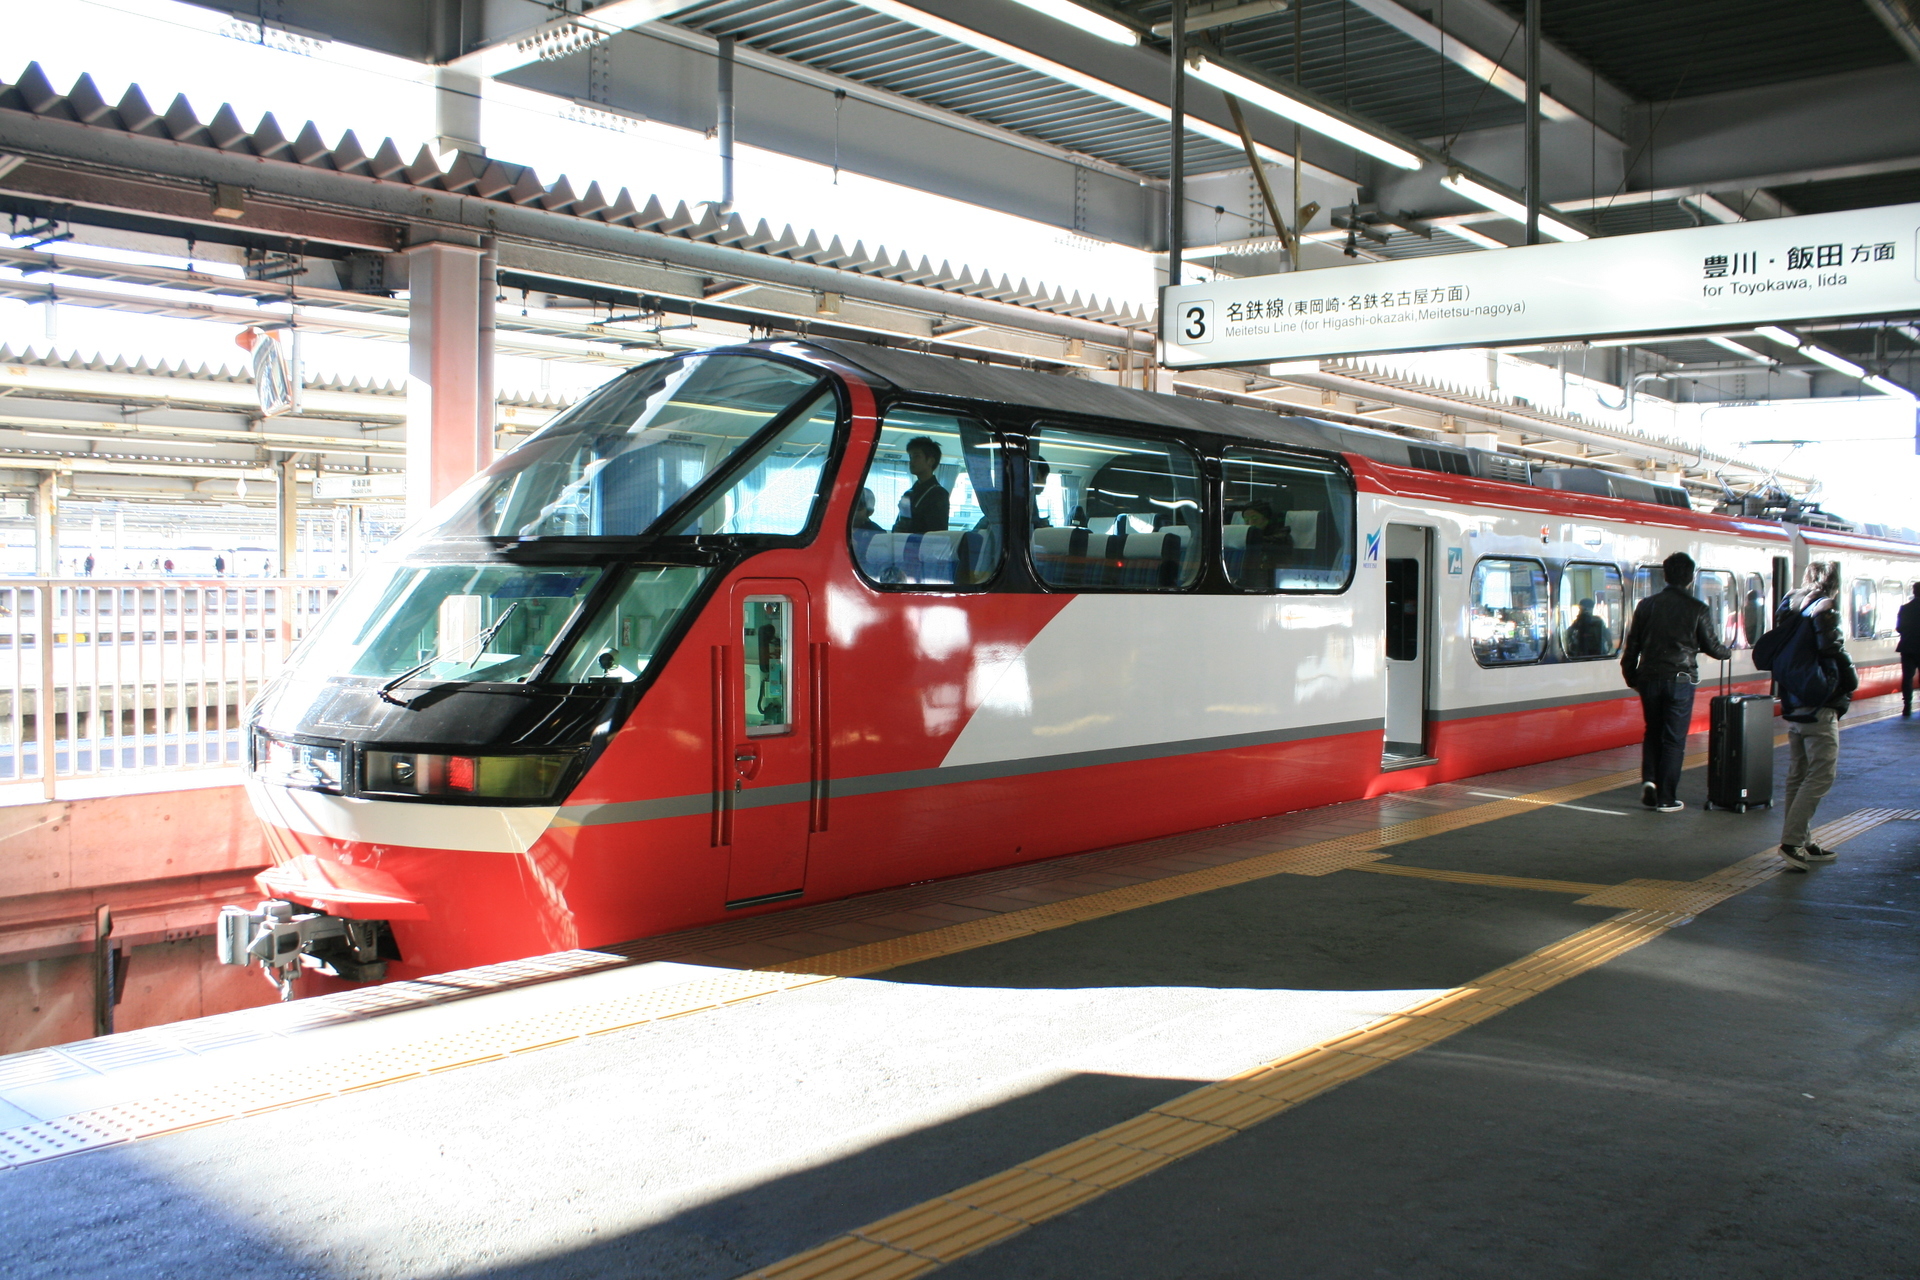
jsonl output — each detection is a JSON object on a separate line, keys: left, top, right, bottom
{"left": 793, "top": 339, "right": 1694, "bottom": 512}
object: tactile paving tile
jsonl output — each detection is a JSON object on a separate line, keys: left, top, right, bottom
{"left": 0, "top": 1048, "right": 93, "bottom": 1094}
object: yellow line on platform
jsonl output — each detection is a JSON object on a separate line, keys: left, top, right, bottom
{"left": 738, "top": 808, "right": 1911, "bottom": 1280}
{"left": 1348, "top": 863, "right": 1613, "bottom": 894}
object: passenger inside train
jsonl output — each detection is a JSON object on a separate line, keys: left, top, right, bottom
{"left": 891, "top": 435, "right": 950, "bottom": 533}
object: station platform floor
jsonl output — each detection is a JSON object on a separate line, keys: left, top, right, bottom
{"left": 1, "top": 698, "right": 1916, "bottom": 1279}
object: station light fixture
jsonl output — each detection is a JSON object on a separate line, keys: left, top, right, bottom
{"left": 1704, "top": 335, "right": 1770, "bottom": 362}
{"left": 1440, "top": 172, "right": 1590, "bottom": 242}
{"left": 1796, "top": 343, "right": 1868, "bottom": 379}
{"left": 1753, "top": 325, "right": 1800, "bottom": 348}
{"left": 1443, "top": 222, "right": 1507, "bottom": 250}
{"left": 1864, "top": 374, "right": 1916, "bottom": 400}
{"left": 855, "top": 0, "right": 1295, "bottom": 166}
{"left": 1190, "top": 56, "right": 1423, "bottom": 171}
{"left": 1004, "top": 0, "right": 1139, "bottom": 45}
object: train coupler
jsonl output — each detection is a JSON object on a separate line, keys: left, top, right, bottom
{"left": 216, "top": 901, "right": 397, "bottom": 998}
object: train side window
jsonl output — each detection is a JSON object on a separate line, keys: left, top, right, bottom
{"left": 1469, "top": 558, "right": 1550, "bottom": 665}
{"left": 1882, "top": 580, "right": 1906, "bottom": 637}
{"left": 1220, "top": 448, "right": 1355, "bottom": 593}
{"left": 1633, "top": 564, "right": 1666, "bottom": 601}
{"left": 1557, "top": 562, "right": 1623, "bottom": 658}
{"left": 1850, "top": 577, "right": 1878, "bottom": 639}
{"left": 1029, "top": 426, "right": 1204, "bottom": 590}
{"left": 850, "top": 407, "right": 1005, "bottom": 587}
{"left": 1740, "top": 573, "right": 1769, "bottom": 647}
{"left": 676, "top": 391, "right": 839, "bottom": 536}
{"left": 1696, "top": 570, "right": 1737, "bottom": 647}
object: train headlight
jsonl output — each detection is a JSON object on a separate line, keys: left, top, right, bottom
{"left": 364, "top": 750, "right": 573, "bottom": 800}
{"left": 253, "top": 732, "right": 344, "bottom": 793}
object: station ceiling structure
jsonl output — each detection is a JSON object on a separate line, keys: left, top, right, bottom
{"left": 3, "top": 0, "right": 1918, "bottom": 521}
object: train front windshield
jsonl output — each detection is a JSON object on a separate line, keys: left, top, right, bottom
{"left": 426, "top": 352, "right": 834, "bottom": 540}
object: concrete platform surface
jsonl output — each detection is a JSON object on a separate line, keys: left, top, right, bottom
{"left": 0, "top": 700, "right": 1914, "bottom": 1279}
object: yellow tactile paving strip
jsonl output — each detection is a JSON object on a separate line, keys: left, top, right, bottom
{"left": 738, "top": 808, "right": 1917, "bottom": 1280}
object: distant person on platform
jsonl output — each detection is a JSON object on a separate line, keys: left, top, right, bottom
{"left": 1899, "top": 582, "right": 1920, "bottom": 718}
{"left": 163, "top": 558, "right": 173, "bottom": 575}
{"left": 1620, "top": 552, "right": 1731, "bottom": 813}
{"left": 1566, "top": 597, "right": 1611, "bottom": 657}
{"left": 892, "top": 436, "right": 949, "bottom": 534}
{"left": 83, "top": 554, "right": 94, "bottom": 577}
{"left": 214, "top": 553, "right": 225, "bottom": 576}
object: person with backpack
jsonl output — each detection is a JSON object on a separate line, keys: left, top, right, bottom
{"left": 1761, "top": 562, "right": 1858, "bottom": 869}
{"left": 1621, "top": 552, "right": 1732, "bottom": 813}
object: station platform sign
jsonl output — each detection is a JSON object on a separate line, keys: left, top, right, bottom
{"left": 1161, "top": 201, "right": 1920, "bottom": 369}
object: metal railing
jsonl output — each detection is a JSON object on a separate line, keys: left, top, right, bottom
{"left": 0, "top": 579, "right": 341, "bottom": 798}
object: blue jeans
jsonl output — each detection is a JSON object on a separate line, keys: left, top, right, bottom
{"left": 1638, "top": 674, "right": 1697, "bottom": 804}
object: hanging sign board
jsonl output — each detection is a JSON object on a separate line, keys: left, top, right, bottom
{"left": 313, "top": 474, "right": 407, "bottom": 501}
{"left": 1160, "top": 200, "right": 1920, "bottom": 368}
{"left": 248, "top": 329, "right": 295, "bottom": 417}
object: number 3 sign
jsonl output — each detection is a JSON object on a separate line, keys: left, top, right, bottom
{"left": 1173, "top": 298, "right": 1213, "bottom": 345}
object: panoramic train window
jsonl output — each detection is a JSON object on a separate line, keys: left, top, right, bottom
{"left": 675, "top": 391, "right": 838, "bottom": 536}
{"left": 1851, "top": 577, "right": 1878, "bottom": 639}
{"left": 850, "top": 407, "right": 1005, "bottom": 587}
{"left": 1696, "top": 570, "right": 1737, "bottom": 648}
{"left": 1557, "top": 563, "right": 1622, "bottom": 658}
{"left": 551, "top": 565, "right": 712, "bottom": 683}
{"left": 1028, "top": 426, "right": 1203, "bottom": 590}
{"left": 1741, "top": 573, "right": 1769, "bottom": 648}
{"left": 1469, "top": 558, "right": 1550, "bottom": 665}
{"left": 1220, "top": 448, "right": 1355, "bottom": 592}
{"left": 425, "top": 353, "right": 827, "bottom": 540}
{"left": 295, "top": 563, "right": 606, "bottom": 685}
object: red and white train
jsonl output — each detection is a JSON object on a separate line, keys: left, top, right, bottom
{"left": 221, "top": 339, "right": 1920, "bottom": 989}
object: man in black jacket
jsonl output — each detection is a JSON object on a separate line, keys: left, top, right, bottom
{"left": 1898, "top": 582, "right": 1920, "bottom": 718}
{"left": 1621, "top": 552, "right": 1732, "bottom": 812}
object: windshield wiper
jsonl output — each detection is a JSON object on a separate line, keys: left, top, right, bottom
{"left": 377, "top": 601, "right": 521, "bottom": 706}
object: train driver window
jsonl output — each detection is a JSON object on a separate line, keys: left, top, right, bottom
{"left": 1469, "top": 558, "right": 1550, "bottom": 665}
{"left": 1850, "top": 577, "right": 1877, "bottom": 639}
{"left": 1220, "top": 448, "right": 1355, "bottom": 592}
{"left": 1741, "top": 573, "right": 1769, "bottom": 648}
{"left": 1695, "top": 570, "right": 1737, "bottom": 647}
{"left": 1028, "top": 427, "right": 1204, "bottom": 590}
{"left": 1556, "top": 563, "right": 1623, "bottom": 658}
{"left": 850, "top": 408, "right": 1005, "bottom": 587}
{"left": 551, "top": 565, "right": 712, "bottom": 683}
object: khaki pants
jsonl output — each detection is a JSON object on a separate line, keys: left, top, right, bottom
{"left": 1782, "top": 708, "right": 1840, "bottom": 848}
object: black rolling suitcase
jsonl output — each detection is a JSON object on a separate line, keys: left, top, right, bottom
{"left": 1705, "top": 661, "right": 1773, "bottom": 812}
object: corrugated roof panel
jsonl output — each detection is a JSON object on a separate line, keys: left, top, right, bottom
{"left": 669, "top": 0, "right": 1249, "bottom": 177}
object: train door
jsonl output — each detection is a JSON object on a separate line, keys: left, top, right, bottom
{"left": 1383, "top": 525, "right": 1433, "bottom": 764}
{"left": 724, "top": 579, "right": 814, "bottom": 906}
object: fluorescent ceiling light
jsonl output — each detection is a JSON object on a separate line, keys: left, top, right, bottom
{"left": 1441, "top": 173, "right": 1588, "bottom": 241}
{"left": 856, "top": 0, "right": 1294, "bottom": 166}
{"left": 1798, "top": 343, "right": 1867, "bottom": 379}
{"left": 1191, "top": 56, "right": 1422, "bottom": 170}
{"left": 1754, "top": 325, "right": 1799, "bottom": 347}
{"left": 1445, "top": 223, "right": 1507, "bottom": 250}
{"left": 1005, "top": 0, "right": 1138, "bottom": 44}
{"left": 1863, "top": 374, "right": 1915, "bottom": 400}
{"left": 1704, "top": 336, "right": 1768, "bottom": 361}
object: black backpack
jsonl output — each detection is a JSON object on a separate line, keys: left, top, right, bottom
{"left": 1753, "top": 607, "right": 1837, "bottom": 723}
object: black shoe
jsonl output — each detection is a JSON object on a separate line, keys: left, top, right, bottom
{"left": 1779, "top": 845, "right": 1811, "bottom": 871}
{"left": 1641, "top": 782, "right": 1658, "bottom": 808}
{"left": 1804, "top": 843, "right": 1837, "bottom": 863}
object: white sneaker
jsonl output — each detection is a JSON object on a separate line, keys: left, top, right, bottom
{"left": 1655, "top": 799, "right": 1685, "bottom": 813}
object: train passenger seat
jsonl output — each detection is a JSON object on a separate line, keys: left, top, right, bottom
{"left": 1032, "top": 526, "right": 1089, "bottom": 586}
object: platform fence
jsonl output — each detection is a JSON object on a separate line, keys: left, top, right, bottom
{"left": 0, "top": 579, "right": 343, "bottom": 799}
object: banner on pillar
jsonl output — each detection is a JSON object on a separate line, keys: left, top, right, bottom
{"left": 248, "top": 330, "right": 295, "bottom": 417}
{"left": 1160, "top": 201, "right": 1920, "bottom": 368}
